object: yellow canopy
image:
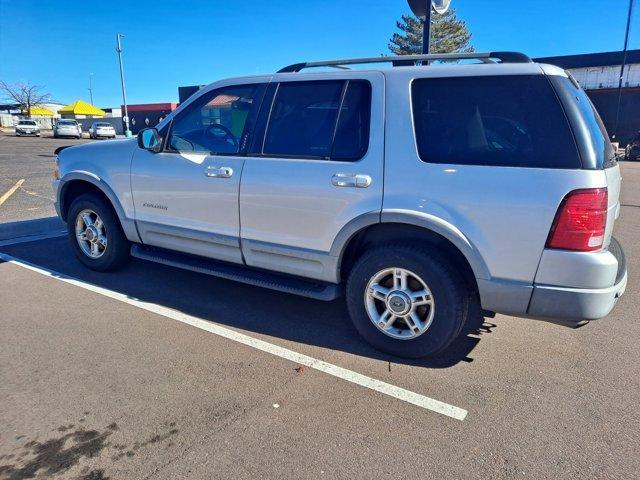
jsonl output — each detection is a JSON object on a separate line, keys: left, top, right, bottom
{"left": 28, "top": 106, "right": 55, "bottom": 116}
{"left": 58, "top": 100, "right": 105, "bottom": 116}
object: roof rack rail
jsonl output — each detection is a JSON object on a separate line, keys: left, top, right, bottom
{"left": 277, "top": 51, "right": 532, "bottom": 73}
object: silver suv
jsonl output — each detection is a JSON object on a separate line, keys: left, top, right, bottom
{"left": 53, "top": 52, "right": 627, "bottom": 358}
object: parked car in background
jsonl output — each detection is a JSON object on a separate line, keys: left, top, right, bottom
{"left": 54, "top": 119, "right": 82, "bottom": 139}
{"left": 626, "top": 131, "right": 640, "bottom": 161}
{"left": 89, "top": 122, "right": 116, "bottom": 139}
{"left": 15, "top": 119, "right": 40, "bottom": 136}
{"left": 53, "top": 52, "right": 626, "bottom": 359}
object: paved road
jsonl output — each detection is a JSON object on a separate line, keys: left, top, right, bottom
{"left": 0, "top": 132, "right": 117, "bottom": 223}
{"left": 0, "top": 138, "right": 639, "bottom": 478}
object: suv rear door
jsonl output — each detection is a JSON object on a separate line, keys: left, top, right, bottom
{"left": 239, "top": 71, "right": 384, "bottom": 282}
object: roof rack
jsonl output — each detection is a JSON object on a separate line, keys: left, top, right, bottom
{"left": 277, "top": 51, "right": 532, "bottom": 73}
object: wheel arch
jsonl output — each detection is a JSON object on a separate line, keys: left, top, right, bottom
{"left": 58, "top": 172, "right": 141, "bottom": 243}
{"left": 335, "top": 211, "right": 490, "bottom": 291}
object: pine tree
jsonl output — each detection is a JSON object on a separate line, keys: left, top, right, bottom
{"left": 388, "top": 8, "right": 474, "bottom": 55}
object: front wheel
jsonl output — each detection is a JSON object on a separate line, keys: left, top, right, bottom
{"left": 346, "top": 245, "right": 469, "bottom": 358}
{"left": 67, "top": 193, "right": 130, "bottom": 271}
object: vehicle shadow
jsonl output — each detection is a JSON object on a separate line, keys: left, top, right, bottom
{"left": 0, "top": 235, "right": 496, "bottom": 368}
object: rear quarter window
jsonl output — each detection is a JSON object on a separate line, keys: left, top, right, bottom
{"left": 411, "top": 75, "right": 581, "bottom": 169}
{"left": 548, "top": 75, "right": 615, "bottom": 169}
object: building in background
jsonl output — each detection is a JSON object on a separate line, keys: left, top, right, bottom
{"left": 0, "top": 101, "right": 66, "bottom": 128}
{"left": 102, "top": 107, "right": 122, "bottom": 118}
{"left": 124, "top": 103, "right": 178, "bottom": 134}
{"left": 178, "top": 85, "right": 204, "bottom": 103}
{"left": 58, "top": 100, "right": 106, "bottom": 119}
{"left": 535, "top": 49, "right": 640, "bottom": 147}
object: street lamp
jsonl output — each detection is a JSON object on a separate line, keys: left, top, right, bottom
{"left": 613, "top": 0, "right": 635, "bottom": 141}
{"left": 116, "top": 33, "right": 132, "bottom": 137}
{"left": 88, "top": 73, "right": 94, "bottom": 105}
{"left": 408, "top": 0, "right": 452, "bottom": 54}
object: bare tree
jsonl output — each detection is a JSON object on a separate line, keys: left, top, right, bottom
{"left": 0, "top": 81, "right": 51, "bottom": 115}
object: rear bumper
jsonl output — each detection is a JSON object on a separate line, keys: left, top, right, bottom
{"left": 478, "top": 238, "right": 627, "bottom": 327}
{"left": 527, "top": 271, "right": 627, "bottom": 326}
{"left": 526, "top": 238, "right": 627, "bottom": 326}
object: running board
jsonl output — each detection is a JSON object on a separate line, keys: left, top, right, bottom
{"left": 130, "top": 244, "right": 342, "bottom": 301}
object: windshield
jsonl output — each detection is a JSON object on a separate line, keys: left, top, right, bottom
{"left": 18, "top": 121, "right": 36, "bottom": 126}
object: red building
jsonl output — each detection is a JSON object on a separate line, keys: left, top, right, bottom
{"left": 122, "top": 103, "right": 178, "bottom": 134}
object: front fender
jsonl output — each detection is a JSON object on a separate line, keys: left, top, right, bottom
{"left": 57, "top": 171, "right": 140, "bottom": 243}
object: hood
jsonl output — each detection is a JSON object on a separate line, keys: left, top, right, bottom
{"left": 57, "top": 137, "right": 137, "bottom": 179}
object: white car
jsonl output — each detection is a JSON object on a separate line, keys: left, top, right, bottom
{"left": 54, "top": 120, "right": 82, "bottom": 139}
{"left": 15, "top": 119, "right": 40, "bottom": 136}
{"left": 89, "top": 122, "right": 116, "bottom": 139}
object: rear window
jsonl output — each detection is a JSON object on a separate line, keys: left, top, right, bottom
{"left": 59, "top": 120, "right": 77, "bottom": 125}
{"left": 95, "top": 123, "right": 111, "bottom": 127}
{"left": 411, "top": 75, "right": 581, "bottom": 169}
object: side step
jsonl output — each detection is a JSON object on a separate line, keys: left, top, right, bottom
{"left": 130, "top": 244, "right": 342, "bottom": 301}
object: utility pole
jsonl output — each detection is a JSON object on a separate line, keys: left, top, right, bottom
{"left": 422, "top": 0, "right": 432, "bottom": 54}
{"left": 613, "top": 0, "right": 635, "bottom": 141}
{"left": 116, "top": 34, "right": 131, "bottom": 137}
{"left": 88, "top": 73, "right": 94, "bottom": 105}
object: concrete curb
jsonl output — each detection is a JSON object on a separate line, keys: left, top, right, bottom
{"left": 0, "top": 216, "right": 65, "bottom": 241}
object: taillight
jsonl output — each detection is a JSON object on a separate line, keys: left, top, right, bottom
{"left": 546, "top": 188, "right": 608, "bottom": 252}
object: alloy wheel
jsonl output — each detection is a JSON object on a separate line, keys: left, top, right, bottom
{"left": 364, "top": 267, "right": 435, "bottom": 340}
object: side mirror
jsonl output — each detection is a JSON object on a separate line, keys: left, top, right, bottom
{"left": 138, "top": 128, "right": 162, "bottom": 153}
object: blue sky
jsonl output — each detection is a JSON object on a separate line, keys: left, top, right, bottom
{"left": 0, "top": 0, "right": 637, "bottom": 107}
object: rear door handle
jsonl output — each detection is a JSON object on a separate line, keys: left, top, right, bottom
{"left": 205, "top": 166, "right": 233, "bottom": 178}
{"left": 331, "top": 173, "right": 372, "bottom": 188}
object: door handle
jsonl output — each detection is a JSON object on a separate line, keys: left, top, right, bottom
{"left": 331, "top": 173, "right": 372, "bottom": 188}
{"left": 205, "top": 166, "right": 233, "bottom": 178}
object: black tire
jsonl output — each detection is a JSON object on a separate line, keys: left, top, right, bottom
{"left": 67, "top": 193, "right": 130, "bottom": 271}
{"left": 346, "top": 244, "right": 469, "bottom": 359}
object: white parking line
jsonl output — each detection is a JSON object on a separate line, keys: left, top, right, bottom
{"left": 0, "top": 251, "right": 468, "bottom": 421}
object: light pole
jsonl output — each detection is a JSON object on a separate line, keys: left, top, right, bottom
{"left": 88, "top": 73, "right": 94, "bottom": 105}
{"left": 408, "top": 1, "right": 452, "bottom": 55}
{"left": 613, "top": 0, "right": 635, "bottom": 141}
{"left": 116, "top": 33, "right": 131, "bottom": 137}
{"left": 422, "top": 2, "right": 432, "bottom": 54}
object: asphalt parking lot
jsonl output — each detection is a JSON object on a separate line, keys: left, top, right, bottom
{"left": 1, "top": 134, "right": 639, "bottom": 479}
{"left": 0, "top": 131, "right": 127, "bottom": 224}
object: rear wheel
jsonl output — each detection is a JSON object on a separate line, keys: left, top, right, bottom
{"left": 67, "top": 193, "right": 130, "bottom": 271}
{"left": 346, "top": 245, "right": 468, "bottom": 358}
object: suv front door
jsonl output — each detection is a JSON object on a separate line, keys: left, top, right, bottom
{"left": 131, "top": 80, "right": 266, "bottom": 264}
{"left": 239, "top": 72, "right": 384, "bottom": 282}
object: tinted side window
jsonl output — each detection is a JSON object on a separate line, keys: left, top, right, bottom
{"left": 411, "top": 75, "right": 581, "bottom": 169}
{"left": 549, "top": 75, "right": 615, "bottom": 169}
{"left": 331, "top": 81, "right": 371, "bottom": 160}
{"left": 168, "top": 84, "right": 262, "bottom": 155}
{"left": 263, "top": 81, "right": 344, "bottom": 158}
